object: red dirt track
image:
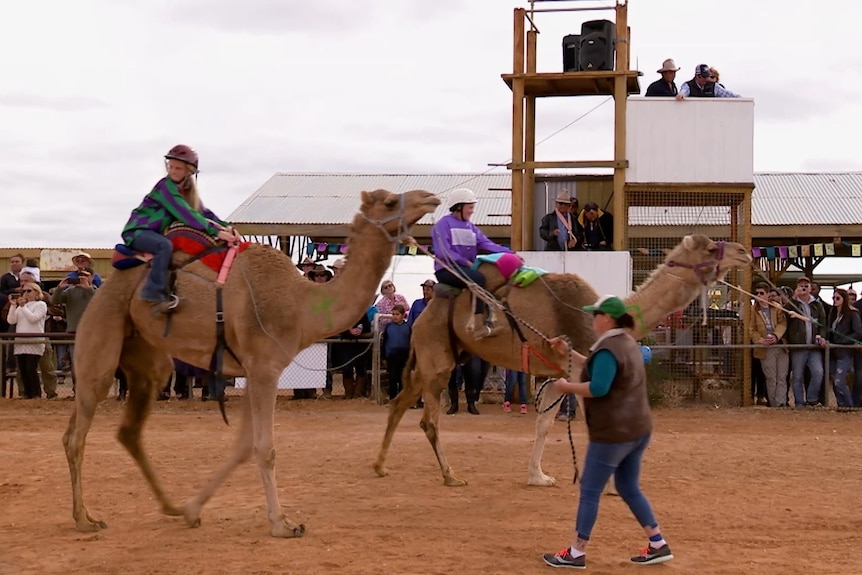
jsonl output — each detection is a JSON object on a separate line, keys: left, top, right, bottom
{"left": 0, "top": 398, "right": 860, "bottom": 575}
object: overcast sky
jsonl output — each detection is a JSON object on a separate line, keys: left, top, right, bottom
{"left": 2, "top": 0, "right": 858, "bottom": 248}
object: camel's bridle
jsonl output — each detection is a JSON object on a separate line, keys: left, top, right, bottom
{"left": 360, "top": 194, "right": 412, "bottom": 245}
{"left": 665, "top": 241, "right": 726, "bottom": 285}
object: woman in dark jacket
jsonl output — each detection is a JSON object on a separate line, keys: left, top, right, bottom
{"left": 542, "top": 295, "right": 672, "bottom": 569}
{"left": 826, "top": 289, "right": 862, "bottom": 407}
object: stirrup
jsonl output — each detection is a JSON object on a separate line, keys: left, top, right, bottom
{"left": 473, "top": 323, "right": 503, "bottom": 340}
{"left": 151, "top": 294, "right": 180, "bottom": 316}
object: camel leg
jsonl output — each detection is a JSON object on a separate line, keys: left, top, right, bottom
{"left": 183, "top": 394, "right": 254, "bottom": 528}
{"left": 62, "top": 352, "right": 120, "bottom": 532}
{"left": 372, "top": 368, "right": 423, "bottom": 479}
{"left": 115, "top": 342, "right": 182, "bottom": 517}
{"left": 246, "top": 371, "right": 305, "bottom": 538}
{"left": 374, "top": 348, "right": 466, "bottom": 486}
{"left": 418, "top": 373, "right": 468, "bottom": 486}
{"left": 527, "top": 384, "right": 564, "bottom": 486}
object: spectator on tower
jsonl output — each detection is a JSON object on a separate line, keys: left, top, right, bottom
{"left": 539, "top": 190, "right": 581, "bottom": 251}
{"left": 645, "top": 59, "right": 680, "bottom": 97}
{"left": 676, "top": 64, "right": 741, "bottom": 100}
{"left": 577, "top": 202, "right": 614, "bottom": 251}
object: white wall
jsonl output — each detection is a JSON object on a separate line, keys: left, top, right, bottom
{"left": 626, "top": 97, "right": 755, "bottom": 183}
{"left": 520, "top": 250, "right": 632, "bottom": 298}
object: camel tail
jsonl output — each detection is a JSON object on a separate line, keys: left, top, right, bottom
{"left": 214, "top": 374, "right": 230, "bottom": 426}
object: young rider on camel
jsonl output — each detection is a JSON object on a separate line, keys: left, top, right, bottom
{"left": 121, "top": 145, "right": 240, "bottom": 314}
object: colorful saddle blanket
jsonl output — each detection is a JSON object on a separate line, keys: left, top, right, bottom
{"left": 111, "top": 223, "right": 250, "bottom": 272}
{"left": 472, "top": 253, "right": 549, "bottom": 288}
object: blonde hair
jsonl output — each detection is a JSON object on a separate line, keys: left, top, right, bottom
{"left": 709, "top": 67, "right": 720, "bottom": 82}
{"left": 167, "top": 162, "right": 202, "bottom": 211}
{"left": 20, "top": 279, "right": 43, "bottom": 300}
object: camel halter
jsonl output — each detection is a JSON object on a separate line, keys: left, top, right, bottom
{"left": 665, "top": 240, "right": 726, "bottom": 285}
{"left": 360, "top": 194, "right": 412, "bottom": 245}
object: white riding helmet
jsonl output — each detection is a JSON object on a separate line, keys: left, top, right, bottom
{"left": 447, "top": 188, "right": 478, "bottom": 211}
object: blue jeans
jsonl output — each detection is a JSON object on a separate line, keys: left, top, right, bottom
{"left": 790, "top": 349, "right": 824, "bottom": 406}
{"left": 129, "top": 230, "right": 173, "bottom": 301}
{"left": 830, "top": 355, "right": 854, "bottom": 407}
{"left": 576, "top": 434, "right": 658, "bottom": 541}
{"left": 505, "top": 370, "right": 527, "bottom": 404}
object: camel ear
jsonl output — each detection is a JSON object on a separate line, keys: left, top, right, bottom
{"left": 682, "top": 235, "right": 696, "bottom": 251}
{"left": 361, "top": 190, "right": 371, "bottom": 205}
{"left": 383, "top": 192, "right": 399, "bottom": 207}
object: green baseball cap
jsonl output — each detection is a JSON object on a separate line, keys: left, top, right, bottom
{"left": 582, "top": 295, "right": 628, "bottom": 318}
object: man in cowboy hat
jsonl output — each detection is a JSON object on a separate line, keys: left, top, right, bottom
{"left": 66, "top": 252, "right": 103, "bottom": 287}
{"left": 645, "top": 58, "right": 680, "bottom": 97}
{"left": 297, "top": 256, "right": 315, "bottom": 277}
{"left": 539, "top": 190, "right": 581, "bottom": 251}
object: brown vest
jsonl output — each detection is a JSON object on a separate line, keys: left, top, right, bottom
{"left": 581, "top": 331, "right": 652, "bottom": 443}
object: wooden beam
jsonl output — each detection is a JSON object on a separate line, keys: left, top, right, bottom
{"left": 507, "top": 160, "right": 627, "bottom": 170}
{"left": 510, "top": 8, "right": 526, "bottom": 251}
{"left": 524, "top": 29, "right": 538, "bottom": 250}
{"left": 612, "top": 1, "right": 628, "bottom": 252}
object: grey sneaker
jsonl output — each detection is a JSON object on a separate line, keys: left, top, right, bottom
{"left": 542, "top": 548, "right": 586, "bottom": 569}
{"left": 630, "top": 543, "right": 673, "bottom": 565}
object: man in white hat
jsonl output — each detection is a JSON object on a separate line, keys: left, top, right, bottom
{"left": 66, "top": 252, "right": 103, "bottom": 287}
{"left": 645, "top": 58, "right": 680, "bottom": 97}
{"left": 539, "top": 190, "right": 581, "bottom": 251}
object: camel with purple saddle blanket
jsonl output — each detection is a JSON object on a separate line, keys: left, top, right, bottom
{"left": 62, "top": 189, "right": 440, "bottom": 539}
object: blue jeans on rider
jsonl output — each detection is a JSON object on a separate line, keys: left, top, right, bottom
{"left": 435, "top": 266, "right": 487, "bottom": 313}
{"left": 130, "top": 230, "right": 173, "bottom": 302}
{"left": 575, "top": 433, "right": 658, "bottom": 541}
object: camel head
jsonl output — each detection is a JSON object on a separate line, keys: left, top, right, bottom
{"left": 665, "top": 234, "right": 751, "bottom": 285}
{"left": 358, "top": 189, "right": 440, "bottom": 242}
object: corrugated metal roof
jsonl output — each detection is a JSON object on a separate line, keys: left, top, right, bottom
{"left": 228, "top": 173, "right": 514, "bottom": 227}
{"left": 751, "top": 172, "right": 862, "bottom": 226}
{"left": 228, "top": 172, "right": 862, "bottom": 227}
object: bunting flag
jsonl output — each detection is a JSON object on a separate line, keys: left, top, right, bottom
{"left": 745, "top": 241, "right": 862, "bottom": 260}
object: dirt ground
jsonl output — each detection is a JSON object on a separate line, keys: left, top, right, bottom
{"left": 0, "top": 398, "right": 860, "bottom": 575}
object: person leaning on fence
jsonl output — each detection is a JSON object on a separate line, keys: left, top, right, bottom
{"left": 749, "top": 282, "right": 788, "bottom": 407}
{"left": 542, "top": 295, "right": 673, "bottom": 569}
{"left": 826, "top": 288, "right": 862, "bottom": 407}
{"left": 784, "top": 276, "right": 827, "bottom": 407}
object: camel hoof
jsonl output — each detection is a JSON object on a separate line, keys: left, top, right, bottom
{"left": 528, "top": 474, "right": 557, "bottom": 487}
{"left": 444, "top": 476, "right": 467, "bottom": 487}
{"left": 372, "top": 463, "right": 388, "bottom": 478}
{"left": 162, "top": 504, "right": 183, "bottom": 517}
{"left": 272, "top": 522, "right": 306, "bottom": 538}
{"left": 75, "top": 518, "right": 107, "bottom": 532}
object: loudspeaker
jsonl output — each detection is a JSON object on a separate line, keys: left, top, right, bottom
{"left": 578, "top": 19, "right": 615, "bottom": 71}
{"left": 562, "top": 34, "right": 580, "bottom": 72}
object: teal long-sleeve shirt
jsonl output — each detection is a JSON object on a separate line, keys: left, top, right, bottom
{"left": 585, "top": 349, "right": 618, "bottom": 397}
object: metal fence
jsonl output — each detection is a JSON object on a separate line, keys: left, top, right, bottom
{"left": 3, "top": 330, "right": 860, "bottom": 409}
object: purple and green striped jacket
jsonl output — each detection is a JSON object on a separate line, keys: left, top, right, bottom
{"left": 121, "top": 177, "right": 228, "bottom": 244}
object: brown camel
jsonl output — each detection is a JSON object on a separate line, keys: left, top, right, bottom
{"left": 373, "top": 235, "right": 752, "bottom": 486}
{"left": 62, "top": 189, "right": 440, "bottom": 537}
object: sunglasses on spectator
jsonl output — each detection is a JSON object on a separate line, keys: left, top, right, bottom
{"left": 833, "top": 296, "right": 843, "bottom": 300}
{"left": 22, "top": 289, "right": 36, "bottom": 294}
{"left": 755, "top": 291, "right": 766, "bottom": 295}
